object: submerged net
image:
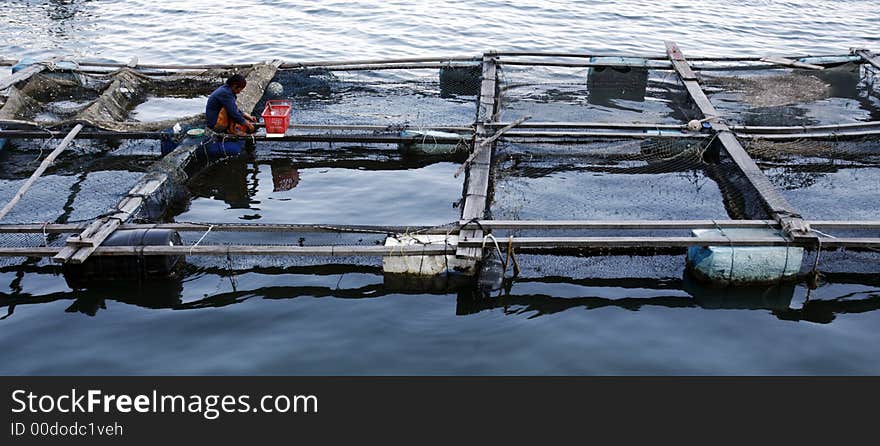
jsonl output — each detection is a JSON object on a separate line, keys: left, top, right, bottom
{"left": 700, "top": 62, "right": 877, "bottom": 126}
{"left": 490, "top": 136, "right": 774, "bottom": 221}
{"left": 702, "top": 70, "right": 836, "bottom": 108}
{"left": 496, "top": 64, "right": 698, "bottom": 124}
{"left": 743, "top": 136, "right": 880, "bottom": 163}
{"left": 266, "top": 65, "right": 480, "bottom": 128}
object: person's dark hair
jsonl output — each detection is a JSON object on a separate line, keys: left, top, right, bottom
{"left": 226, "top": 74, "right": 247, "bottom": 88}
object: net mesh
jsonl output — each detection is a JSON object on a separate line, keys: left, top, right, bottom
{"left": 742, "top": 136, "right": 880, "bottom": 221}
{"left": 701, "top": 63, "right": 877, "bottom": 126}
{"left": 496, "top": 64, "right": 698, "bottom": 124}
{"left": 264, "top": 66, "right": 480, "bottom": 128}
{"left": 490, "top": 136, "right": 771, "bottom": 222}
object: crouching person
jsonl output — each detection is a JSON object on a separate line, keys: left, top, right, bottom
{"left": 204, "top": 74, "right": 258, "bottom": 157}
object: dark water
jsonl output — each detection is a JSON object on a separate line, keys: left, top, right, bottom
{"left": 2, "top": 1, "right": 880, "bottom": 375}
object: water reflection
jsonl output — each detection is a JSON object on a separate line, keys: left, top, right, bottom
{"left": 188, "top": 158, "right": 256, "bottom": 210}
{"left": 2, "top": 264, "right": 878, "bottom": 325}
{"left": 458, "top": 274, "right": 880, "bottom": 324}
{"left": 270, "top": 159, "right": 300, "bottom": 192}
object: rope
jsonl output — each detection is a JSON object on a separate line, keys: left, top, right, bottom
{"left": 480, "top": 233, "right": 505, "bottom": 260}
{"left": 697, "top": 132, "right": 719, "bottom": 164}
{"left": 190, "top": 224, "right": 214, "bottom": 254}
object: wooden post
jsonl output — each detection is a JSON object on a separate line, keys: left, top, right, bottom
{"left": 665, "top": 41, "right": 815, "bottom": 242}
{"left": 456, "top": 54, "right": 499, "bottom": 265}
{"left": 0, "top": 124, "right": 83, "bottom": 221}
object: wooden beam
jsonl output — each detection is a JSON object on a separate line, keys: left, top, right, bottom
{"left": 454, "top": 116, "right": 530, "bottom": 177}
{"left": 854, "top": 49, "right": 880, "bottom": 70}
{"left": 38, "top": 56, "right": 478, "bottom": 72}
{"left": 458, "top": 236, "right": 880, "bottom": 249}
{"left": 665, "top": 41, "right": 814, "bottom": 241}
{"left": 759, "top": 56, "right": 824, "bottom": 70}
{"left": 665, "top": 42, "right": 698, "bottom": 80}
{"left": 0, "top": 124, "right": 83, "bottom": 221}
{"left": 7, "top": 235, "right": 880, "bottom": 258}
{"left": 457, "top": 55, "right": 499, "bottom": 262}
{"left": 0, "top": 222, "right": 457, "bottom": 234}
{"left": 487, "top": 121, "right": 685, "bottom": 130}
{"left": 502, "top": 130, "right": 701, "bottom": 139}
{"left": 5, "top": 126, "right": 880, "bottom": 142}
{"left": 6, "top": 219, "right": 880, "bottom": 234}
{"left": 282, "top": 56, "right": 481, "bottom": 68}
{"left": 731, "top": 121, "right": 880, "bottom": 133}
{"left": 5, "top": 244, "right": 457, "bottom": 257}
{"left": 468, "top": 219, "right": 779, "bottom": 230}
{"left": 497, "top": 60, "right": 673, "bottom": 69}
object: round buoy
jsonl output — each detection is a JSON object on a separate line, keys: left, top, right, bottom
{"left": 267, "top": 82, "right": 284, "bottom": 97}
{"left": 687, "top": 119, "right": 702, "bottom": 132}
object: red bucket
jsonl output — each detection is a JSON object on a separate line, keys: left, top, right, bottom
{"left": 261, "top": 100, "right": 292, "bottom": 136}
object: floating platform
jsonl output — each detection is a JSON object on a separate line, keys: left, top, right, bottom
{"left": 0, "top": 45, "right": 879, "bottom": 288}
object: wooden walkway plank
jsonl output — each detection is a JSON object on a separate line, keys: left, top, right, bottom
{"left": 854, "top": 49, "right": 880, "bottom": 70}
{"left": 0, "top": 124, "right": 83, "bottom": 221}
{"left": 760, "top": 56, "right": 824, "bottom": 70}
{"left": 8, "top": 235, "right": 880, "bottom": 259}
{"left": 665, "top": 41, "right": 814, "bottom": 241}
{"left": 456, "top": 55, "right": 499, "bottom": 262}
{"left": 6, "top": 219, "right": 880, "bottom": 234}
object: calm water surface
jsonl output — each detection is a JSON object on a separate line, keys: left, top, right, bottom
{"left": 1, "top": 1, "right": 880, "bottom": 375}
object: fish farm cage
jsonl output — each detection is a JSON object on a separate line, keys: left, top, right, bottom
{"left": 1, "top": 43, "right": 879, "bottom": 300}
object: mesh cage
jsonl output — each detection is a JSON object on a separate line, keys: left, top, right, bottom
{"left": 495, "top": 64, "right": 698, "bottom": 124}
{"left": 743, "top": 136, "right": 880, "bottom": 221}
{"left": 490, "top": 137, "right": 768, "bottom": 222}
{"left": 701, "top": 63, "right": 873, "bottom": 127}
{"left": 266, "top": 66, "right": 480, "bottom": 128}
{"left": 0, "top": 66, "right": 241, "bottom": 131}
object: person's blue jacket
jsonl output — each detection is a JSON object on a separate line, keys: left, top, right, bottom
{"left": 205, "top": 84, "right": 247, "bottom": 129}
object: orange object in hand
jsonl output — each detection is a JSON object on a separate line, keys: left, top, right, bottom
{"left": 214, "top": 108, "right": 256, "bottom": 136}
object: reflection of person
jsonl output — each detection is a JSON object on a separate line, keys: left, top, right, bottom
{"left": 270, "top": 160, "right": 300, "bottom": 192}
{"left": 206, "top": 74, "right": 259, "bottom": 136}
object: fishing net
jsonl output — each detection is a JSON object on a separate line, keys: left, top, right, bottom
{"left": 0, "top": 65, "right": 254, "bottom": 131}
{"left": 740, "top": 136, "right": 880, "bottom": 221}
{"left": 496, "top": 64, "right": 698, "bottom": 125}
{"left": 490, "top": 136, "right": 771, "bottom": 223}
{"left": 264, "top": 65, "right": 480, "bottom": 128}
{"left": 702, "top": 70, "right": 835, "bottom": 108}
{"left": 743, "top": 136, "right": 880, "bottom": 163}
{"left": 700, "top": 63, "right": 876, "bottom": 126}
